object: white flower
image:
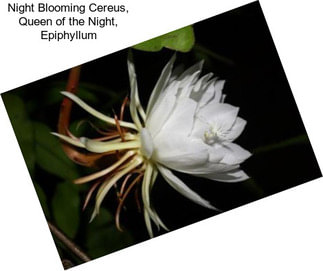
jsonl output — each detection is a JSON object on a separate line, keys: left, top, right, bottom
{"left": 53, "top": 54, "right": 251, "bottom": 237}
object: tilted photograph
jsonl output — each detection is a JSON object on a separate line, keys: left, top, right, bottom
{"left": 2, "top": 2, "right": 321, "bottom": 269}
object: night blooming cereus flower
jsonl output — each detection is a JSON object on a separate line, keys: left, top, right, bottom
{"left": 53, "top": 55, "right": 251, "bottom": 237}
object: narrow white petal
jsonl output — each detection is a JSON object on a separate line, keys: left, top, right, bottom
{"left": 157, "top": 165, "right": 219, "bottom": 211}
{"left": 142, "top": 163, "right": 168, "bottom": 235}
{"left": 143, "top": 207, "right": 153, "bottom": 238}
{"left": 74, "top": 151, "right": 135, "bottom": 184}
{"left": 220, "top": 94, "right": 226, "bottom": 103}
{"left": 80, "top": 137, "right": 140, "bottom": 153}
{"left": 51, "top": 132, "right": 85, "bottom": 148}
{"left": 146, "top": 54, "right": 176, "bottom": 116}
{"left": 177, "top": 60, "right": 204, "bottom": 82}
{"left": 177, "top": 70, "right": 202, "bottom": 98}
{"left": 199, "top": 79, "right": 226, "bottom": 109}
{"left": 127, "top": 56, "right": 145, "bottom": 128}
{"left": 190, "top": 73, "right": 214, "bottom": 101}
{"left": 61, "top": 91, "right": 138, "bottom": 131}
{"left": 149, "top": 168, "right": 169, "bottom": 231}
{"left": 90, "top": 156, "right": 143, "bottom": 221}
{"left": 213, "top": 80, "right": 226, "bottom": 103}
{"left": 195, "top": 78, "right": 217, "bottom": 107}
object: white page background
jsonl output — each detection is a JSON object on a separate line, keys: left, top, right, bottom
{"left": 0, "top": 0, "right": 322, "bottom": 270}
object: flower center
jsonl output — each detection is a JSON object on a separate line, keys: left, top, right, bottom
{"left": 203, "top": 126, "right": 218, "bottom": 145}
{"left": 140, "top": 128, "right": 154, "bottom": 159}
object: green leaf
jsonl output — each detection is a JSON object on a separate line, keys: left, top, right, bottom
{"left": 33, "top": 121, "right": 80, "bottom": 181}
{"left": 85, "top": 208, "right": 134, "bottom": 258}
{"left": 1, "top": 93, "right": 36, "bottom": 175}
{"left": 52, "top": 181, "right": 80, "bottom": 238}
{"left": 34, "top": 182, "right": 51, "bottom": 219}
{"left": 133, "top": 26, "right": 195, "bottom": 52}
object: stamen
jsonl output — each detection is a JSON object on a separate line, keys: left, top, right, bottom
{"left": 115, "top": 173, "right": 143, "bottom": 231}
{"left": 82, "top": 181, "right": 101, "bottom": 211}
{"left": 92, "top": 133, "right": 120, "bottom": 142}
{"left": 90, "top": 155, "right": 144, "bottom": 221}
{"left": 203, "top": 126, "right": 218, "bottom": 145}
{"left": 119, "top": 173, "right": 133, "bottom": 197}
{"left": 134, "top": 186, "right": 142, "bottom": 213}
{"left": 76, "top": 120, "right": 118, "bottom": 136}
{"left": 114, "top": 114, "right": 125, "bottom": 141}
{"left": 120, "top": 96, "right": 129, "bottom": 121}
{"left": 66, "top": 129, "right": 78, "bottom": 140}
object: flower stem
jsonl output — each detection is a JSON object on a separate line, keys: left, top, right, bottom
{"left": 194, "top": 43, "right": 235, "bottom": 66}
{"left": 47, "top": 221, "right": 91, "bottom": 263}
{"left": 253, "top": 134, "right": 309, "bottom": 154}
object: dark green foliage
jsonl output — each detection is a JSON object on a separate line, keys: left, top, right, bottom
{"left": 133, "top": 26, "right": 195, "bottom": 52}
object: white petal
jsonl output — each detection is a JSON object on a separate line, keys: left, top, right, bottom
{"left": 198, "top": 102, "right": 240, "bottom": 133}
{"left": 175, "top": 163, "right": 239, "bottom": 176}
{"left": 177, "top": 60, "right": 204, "bottom": 82}
{"left": 140, "top": 128, "right": 154, "bottom": 159}
{"left": 213, "top": 80, "right": 226, "bottom": 104}
{"left": 154, "top": 136, "right": 209, "bottom": 171}
{"left": 145, "top": 80, "right": 179, "bottom": 138}
{"left": 170, "top": 150, "right": 239, "bottom": 176}
{"left": 155, "top": 97, "right": 197, "bottom": 136}
{"left": 190, "top": 73, "right": 214, "bottom": 102}
{"left": 208, "top": 143, "right": 228, "bottom": 163}
{"left": 195, "top": 78, "right": 217, "bottom": 108}
{"left": 167, "top": 142, "right": 249, "bottom": 176}
{"left": 190, "top": 115, "right": 209, "bottom": 140}
{"left": 146, "top": 54, "right": 176, "bottom": 116}
{"left": 152, "top": 97, "right": 209, "bottom": 169}
{"left": 177, "top": 70, "right": 202, "bottom": 98}
{"left": 226, "top": 117, "right": 247, "bottom": 142}
{"left": 198, "top": 79, "right": 225, "bottom": 109}
{"left": 197, "top": 168, "right": 249, "bottom": 182}
{"left": 157, "top": 165, "right": 219, "bottom": 210}
{"left": 220, "top": 142, "right": 252, "bottom": 165}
